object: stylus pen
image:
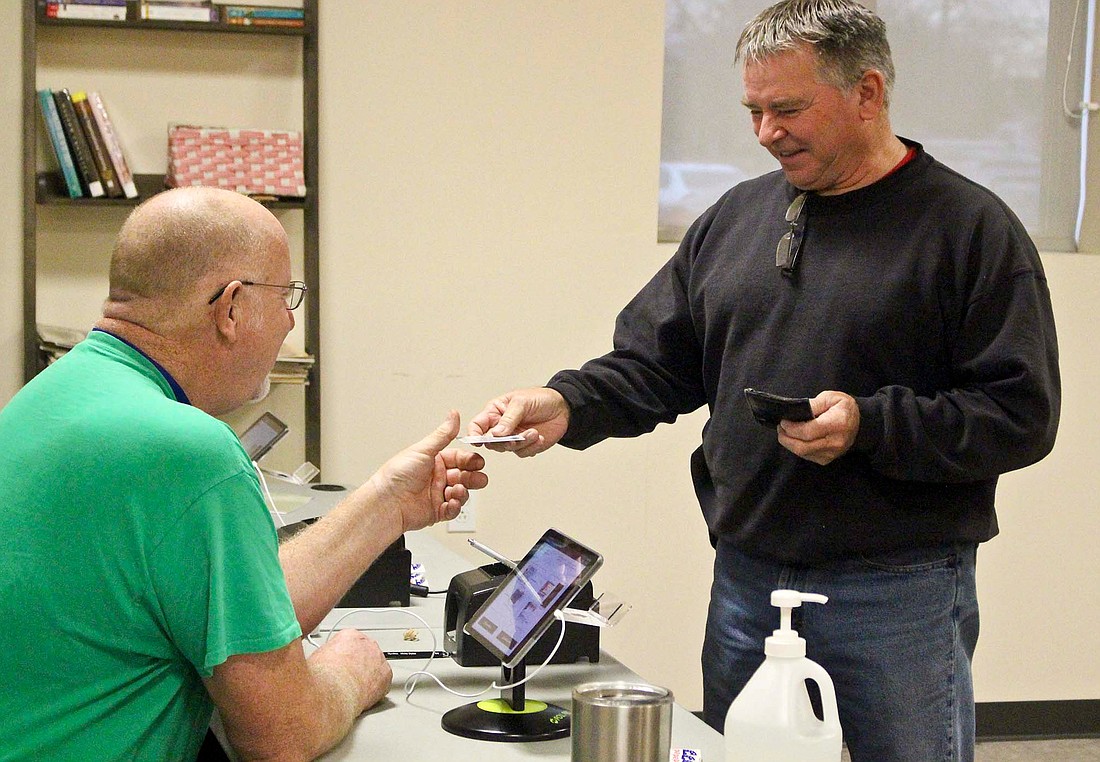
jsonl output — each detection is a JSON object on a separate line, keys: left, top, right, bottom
{"left": 467, "top": 538, "right": 514, "bottom": 567}
{"left": 467, "top": 539, "right": 542, "bottom": 601}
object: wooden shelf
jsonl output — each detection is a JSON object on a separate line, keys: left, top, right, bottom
{"left": 24, "top": 0, "right": 322, "bottom": 468}
{"left": 36, "top": 9, "right": 308, "bottom": 36}
{"left": 36, "top": 172, "right": 308, "bottom": 210}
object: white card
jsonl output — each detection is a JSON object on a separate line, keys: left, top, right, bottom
{"left": 457, "top": 434, "right": 526, "bottom": 444}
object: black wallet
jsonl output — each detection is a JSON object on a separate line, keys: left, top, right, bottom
{"left": 744, "top": 388, "right": 815, "bottom": 427}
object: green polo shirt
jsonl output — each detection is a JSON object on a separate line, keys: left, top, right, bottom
{"left": 0, "top": 331, "right": 301, "bottom": 760}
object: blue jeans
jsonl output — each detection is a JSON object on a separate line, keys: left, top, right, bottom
{"left": 702, "top": 539, "right": 979, "bottom": 762}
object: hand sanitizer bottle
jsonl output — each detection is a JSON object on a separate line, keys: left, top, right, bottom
{"left": 724, "top": 590, "right": 842, "bottom": 762}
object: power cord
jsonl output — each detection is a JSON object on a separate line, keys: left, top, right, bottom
{"left": 252, "top": 461, "right": 285, "bottom": 528}
{"left": 403, "top": 612, "right": 569, "bottom": 700}
{"left": 308, "top": 607, "right": 570, "bottom": 701}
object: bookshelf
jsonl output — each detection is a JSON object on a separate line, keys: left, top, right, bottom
{"left": 21, "top": 0, "right": 322, "bottom": 471}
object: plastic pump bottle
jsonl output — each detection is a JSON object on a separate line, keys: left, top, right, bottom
{"left": 724, "top": 590, "right": 842, "bottom": 762}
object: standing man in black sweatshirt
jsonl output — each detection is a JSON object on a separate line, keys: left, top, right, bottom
{"left": 467, "top": 1, "right": 1060, "bottom": 761}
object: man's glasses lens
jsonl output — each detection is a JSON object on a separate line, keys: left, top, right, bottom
{"left": 284, "top": 282, "right": 306, "bottom": 310}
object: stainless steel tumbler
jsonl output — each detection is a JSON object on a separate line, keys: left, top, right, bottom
{"left": 571, "top": 681, "right": 673, "bottom": 762}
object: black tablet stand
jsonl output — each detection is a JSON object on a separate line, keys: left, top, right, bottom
{"left": 440, "top": 656, "right": 570, "bottom": 742}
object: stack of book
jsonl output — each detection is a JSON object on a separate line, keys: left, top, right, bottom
{"left": 271, "top": 343, "right": 315, "bottom": 385}
{"left": 213, "top": 0, "right": 304, "bottom": 27}
{"left": 139, "top": 1, "right": 304, "bottom": 25}
{"left": 41, "top": 0, "right": 306, "bottom": 26}
{"left": 37, "top": 324, "right": 89, "bottom": 365}
{"left": 43, "top": 1, "right": 127, "bottom": 22}
{"left": 37, "top": 88, "right": 138, "bottom": 200}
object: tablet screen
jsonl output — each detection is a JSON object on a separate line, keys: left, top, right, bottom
{"left": 464, "top": 528, "right": 602, "bottom": 668}
{"left": 239, "top": 412, "right": 289, "bottom": 462}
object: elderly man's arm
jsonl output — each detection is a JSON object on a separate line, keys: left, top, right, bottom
{"left": 203, "top": 628, "right": 390, "bottom": 761}
{"left": 279, "top": 410, "right": 488, "bottom": 635}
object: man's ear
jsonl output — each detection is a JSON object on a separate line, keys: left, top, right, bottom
{"left": 210, "top": 281, "right": 243, "bottom": 343}
{"left": 855, "top": 68, "right": 887, "bottom": 120}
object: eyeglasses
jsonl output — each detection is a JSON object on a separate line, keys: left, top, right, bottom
{"left": 776, "top": 192, "right": 809, "bottom": 277}
{"left": 207, "top": 280, "right": 308, "bottom": 310}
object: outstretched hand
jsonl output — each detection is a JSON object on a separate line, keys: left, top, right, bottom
{"left": 368, "top": 410, "right": 488, "bottom": 533}
{"left": 467, "top": 387, "right": 570, "bottom": 458}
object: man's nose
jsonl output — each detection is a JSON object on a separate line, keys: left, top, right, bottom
{"left": 757, "top": 113, "right": 786, "bottom": 147}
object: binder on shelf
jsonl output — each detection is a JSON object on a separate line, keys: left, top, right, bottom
{"left": 87, "top": 92, "right": 138, "bottom": 199}
{"left": 36, "top": 89, "right": 82, "bottom": 199}
{"left": 52, "top": 88, "right": 104, "bottom": 198}
{"left": 71, "top": 91, "right": 122, "bottom": 198}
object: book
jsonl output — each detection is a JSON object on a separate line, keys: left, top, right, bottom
{"left": 210, "top": 0, "right": 303, "bottom": 7}
{"left": 36, "top": 89, "right": 83, "bottom": 198}
{"left": 225, "top": 16, "right": 304, "bottom": 27}
{"left": 37, "top": 324, "right": 94, "bottom": 365}
{"left": 45, "top": 2, "right": 127, "bottom": 20}
{"left": 87, "top": 92, "right": 138, "bottom": 199}
{"left": 48, "top": 0, "right": 127, "bottom": 5}
{"left": 222, "top": 6, "right": 304, "bottom": 18}
{"left": 139, "top": 3, "right": 218, "bottom": 22}
{"left": 271, "top": 342, "right": 314, "bottom": 385}
{"left": 70, "top": 91, "right": 122, "bottom": 198}
{"left": 52, "top": 89, "right": 104, "bottom": 198}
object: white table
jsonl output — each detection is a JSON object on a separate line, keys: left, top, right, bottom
{"left": 308, "top": 531, "right": 725, "bottom": 761}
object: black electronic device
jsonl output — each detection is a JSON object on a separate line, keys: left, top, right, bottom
{"left": 441, "top": 529, "right": 603, "bottom": 743}
{"left": 337, "top": 536, "right": 411, "bottom": 608}
{"left": 444, "top": 563, "right": 600, "bottom": 667}
{"left": 239, "top": 411, "right": 289, "bottom": 461}
{"left": 744, "top": 387, "right": 815, "bottom": 427}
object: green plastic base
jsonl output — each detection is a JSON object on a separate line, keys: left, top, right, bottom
{"left": 441, "top": 699, "right": 570, "bottom": 742}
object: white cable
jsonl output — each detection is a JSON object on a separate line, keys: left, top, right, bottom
{"left": 403, "top": 614, "right": 569, "bottom": 700}
{"left": 1075, "top": 0, "right": 1098, "bottom": 249}
{"left": 315, "top": 586, "right": 577, "bottom": 702}
{"left": 311, "top": 608, "right": 442, "bottom": 679}
{"left": 1064, "top": 0, "right": 1087, "bottom": 119}
{"left": 253, "top": 461, "right": 285, "bottom": 527}
{"left": 322, "top": 608, "right": 438, "bottom": 646}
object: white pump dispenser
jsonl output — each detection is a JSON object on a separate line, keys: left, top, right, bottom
{"left": 724, "top": 589, "right": 842, "bottom": 762}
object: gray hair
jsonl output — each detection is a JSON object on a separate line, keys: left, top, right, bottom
{"left": 736, "top": 0, "right": 895, "bottom": 104}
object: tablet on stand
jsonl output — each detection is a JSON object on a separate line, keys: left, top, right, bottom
{"left": 441, "top": 528, "right": 603, "bottom": 742}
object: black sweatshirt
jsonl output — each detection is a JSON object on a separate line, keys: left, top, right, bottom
{"left": 547, "top": 140, "right": 1060, "bottom": 564}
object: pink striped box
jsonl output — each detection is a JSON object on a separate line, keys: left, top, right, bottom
{"left": 167, "top": 125, "right": 306, "bottom": 198}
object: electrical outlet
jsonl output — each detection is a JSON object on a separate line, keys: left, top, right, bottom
{"left": 447, "top": 493, "right": 477, "bottom": 533}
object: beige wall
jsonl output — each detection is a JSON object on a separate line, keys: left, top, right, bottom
{"left": 4, "top": 1, "right": 1098, "bottom": 711}
{"left": 0, "top": 1, "right": 25, "bottom": 404}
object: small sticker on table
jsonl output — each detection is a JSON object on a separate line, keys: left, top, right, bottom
{"left": 671, "top": 749, "right": 701, "bottom": 761}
